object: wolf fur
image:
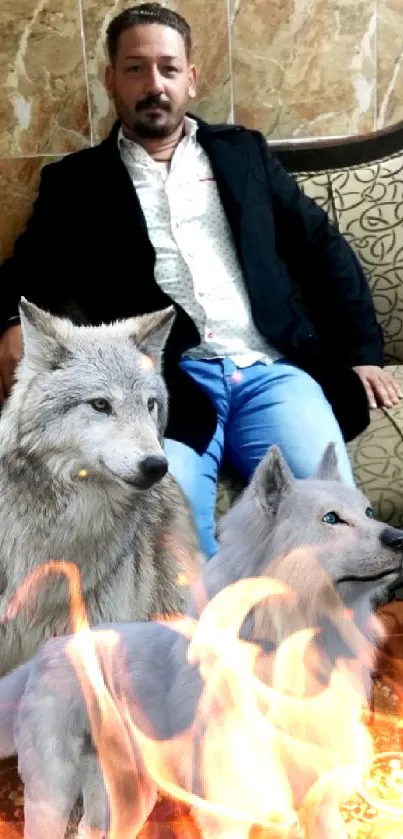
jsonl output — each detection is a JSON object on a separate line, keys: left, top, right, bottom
{"left": 0, "top": 445, "right": 401, "bottom": 838}
{"left": 0, "top": 299, "right": 203, "bottom": 679}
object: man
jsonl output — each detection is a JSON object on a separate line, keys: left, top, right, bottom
{"left": 0, "top": 3, "right": 400, "bottom": 558}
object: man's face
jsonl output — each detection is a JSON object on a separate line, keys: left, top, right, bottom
{"left": 105, "top": 23, "right": 197, "bottom": 139}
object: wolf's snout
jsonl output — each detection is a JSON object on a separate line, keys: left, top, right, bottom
{"left": 380, "top": 526, "right": 403, "bottom": 554}
{"left": 139, "top": 454, "right": 168, "bottom": 485}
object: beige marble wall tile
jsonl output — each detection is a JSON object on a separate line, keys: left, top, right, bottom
{"left": 232, "top": 0, "right": 377, "bottom": 139}
{"left": 81, "top": 0, "right": 231, "bottom": 144}
{"left": 0, "top": 157, "right": 59, "bottom": 262}
{"left": 377, "top": 0, "right": 403, "bottom": 129}
{"left": 0, "top": 0, "right": 90, "bottom": 157}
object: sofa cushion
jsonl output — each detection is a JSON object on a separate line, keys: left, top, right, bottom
{"left": 347, "top": 364, "right": 403, "bottom": 528}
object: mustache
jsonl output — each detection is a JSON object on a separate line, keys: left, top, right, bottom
{"left": 136, "top": 94, "right": 171, "bottom": 112}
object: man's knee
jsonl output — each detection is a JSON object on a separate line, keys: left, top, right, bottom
{"left": 278, "top": 362, "right": 327, "bottom": 401}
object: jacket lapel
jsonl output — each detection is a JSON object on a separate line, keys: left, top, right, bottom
{"left": 195, "top": 117, "right": 251, "bottom": 227}
{"left": 96, "top": 121, "right": 151, "bottom": 240}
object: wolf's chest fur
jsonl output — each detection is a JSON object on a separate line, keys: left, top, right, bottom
{"left": 0, "top": 456, "right": 139, "bottom": 588}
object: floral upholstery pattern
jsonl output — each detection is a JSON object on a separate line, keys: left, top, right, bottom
{"left": 294, "top": 170, "right": 336, "bottom": 221}
{"left": 330, "top": 153, "right": 403, "bottom": 364}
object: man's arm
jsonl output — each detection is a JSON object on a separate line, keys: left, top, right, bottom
{"left": 0, "top": 162, "right": 71, "bottom": 401}
{"left": 0, "top": 163, "right": 64, "bottom": 331}
{"left": 254, "top": 131, "right": 401, "bottom": 408}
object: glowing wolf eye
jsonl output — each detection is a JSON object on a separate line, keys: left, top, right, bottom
{"left": 322, "top": 511, "right": 341, "bottom": 525}
{"left": 89, "top": 398, "right": 111, "bottom": 413}
{"left": 366, "top": 507, "right": 375, "bottom": 519}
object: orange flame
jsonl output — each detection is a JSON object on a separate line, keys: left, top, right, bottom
{"left": 2, "top": 550, "right": 403, "bottom": 837}
{"left": 1, "top": 560, "right": 88, "bottom": 632}
{"left": 63, "top": 564, "right": 376, "bottom": 837}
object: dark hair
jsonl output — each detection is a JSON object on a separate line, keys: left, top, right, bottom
{"left": 106, "top": 3, "right": 192, "bottom": 64}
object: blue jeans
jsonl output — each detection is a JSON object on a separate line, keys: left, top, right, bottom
{"left": 164, "top": 358, "right": 354, "bottom": 559}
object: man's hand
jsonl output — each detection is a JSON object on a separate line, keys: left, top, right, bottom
{"left": 353, "top": 365, "right": 403, "bottom": 409}
{"left": 0, "top": 324, "right": 23, "bottom": 404}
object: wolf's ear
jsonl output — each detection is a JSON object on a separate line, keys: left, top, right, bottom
{"left": 315, "top": 443, "right": 341, "bottom": 482}
{"left": 18, "top": 297, "right": 68, "bottom": 371}
{"left": 253, "top": 445, "right": 294, "bottom": 515}
{"left": 130, "top": 307, "right": 176, "bottom": 368}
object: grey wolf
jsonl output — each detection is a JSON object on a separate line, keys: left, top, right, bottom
{"left": 0, "top": 298, "right": 203, "bottom": 679}
{"left": 1, "top": 7, "right": 394, "bottom": 557}
{"left": 0, "top": 444, "right": 401, "bottom": 839}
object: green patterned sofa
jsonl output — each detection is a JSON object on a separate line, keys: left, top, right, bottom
{"left": 216, "top": 123, "right": 403, "bottom": 528}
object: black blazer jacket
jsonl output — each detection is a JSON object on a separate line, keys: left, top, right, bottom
{"left": 0, "top": 116, "right": 383, "bottom": 452}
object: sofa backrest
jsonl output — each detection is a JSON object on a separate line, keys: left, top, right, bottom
{"left": 293, "top": 151, "right": 403, "bottom": 365}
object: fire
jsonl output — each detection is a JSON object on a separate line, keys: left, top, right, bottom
{"left": 1, "top": 560, "right": 88, "bottom": 632}
{"left": 67, "top": 627, "right": 157, "bottom": 839}
{"left": 2, "top": 553, "right": 403, "bottom": 837}
{"left": 63, "top": 566, "right": 376, "bottom": 837}
{"left": 361, "top": 752, "right": 403, "bottom": 814}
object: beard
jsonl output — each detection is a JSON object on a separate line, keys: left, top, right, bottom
{"left": 131, "top": 112, "right": 175, "bottom": 138}
{"left": 121, "top": 94, "right": 184, "bottom": 139}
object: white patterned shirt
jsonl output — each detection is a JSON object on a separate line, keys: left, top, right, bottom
{"left": 118, "top": 117, "right": 282, "bottom": 366}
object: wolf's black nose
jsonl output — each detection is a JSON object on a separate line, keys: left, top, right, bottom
{"left": 380, "top": 526, "right": 403, "bottom": 550}
{"left": 139, "top": 454, "right": 168, "bottom": 484}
